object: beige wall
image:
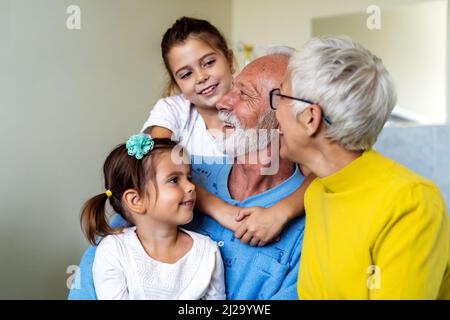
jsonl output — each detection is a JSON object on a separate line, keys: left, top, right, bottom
{"left": 0, "top": 0, "right": 231, "bottom": 299}
{"left": 231, "top": 0, "right": 447, "bottom": 124}
{"left": 312, "top": 1, "right": 447, "bottom": 124}
{"left": 231, "top": 0, "right": 427, "bottom": 57}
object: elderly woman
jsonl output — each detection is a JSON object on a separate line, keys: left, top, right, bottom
{"left": 273, "top": 36, "right": 449, "bottom": 299}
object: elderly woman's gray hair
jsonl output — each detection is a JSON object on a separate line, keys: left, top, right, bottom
{"left": 289, "top": 36, "right": 397, "bottom": 151}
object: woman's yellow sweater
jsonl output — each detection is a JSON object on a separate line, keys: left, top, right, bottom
{"left": 298, "top": 149, "right": 450, "bottom": 299}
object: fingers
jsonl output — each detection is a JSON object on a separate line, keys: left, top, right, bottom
{"left": 240, "top": 230, "right": 266, "bottom": 247}
{"left": 240, "top": 232, "right": 253, "bottom": 244}
{"left": 234, "top": 224, "right": 247, "bottom": 239}
{"left": 236, "top": 226, "right": 272, "bottom": 246}
{"left": 258, "top": 241, "right": 267, "bottom": 247}
{"left": 250, "top": 237, "right": 260, "bottom": 247}
{"left": 234, "top": 210, "right": 244, "bottom": 222}
{"left": 235, "top": 208, "right": 253, "bottom": 221}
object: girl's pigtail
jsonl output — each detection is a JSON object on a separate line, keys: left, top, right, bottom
{"left": 80, "top": 193, "right": 114, "bottom": 245}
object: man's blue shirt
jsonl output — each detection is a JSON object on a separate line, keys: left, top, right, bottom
{"left": 188, "top": 158, "right": 305, "bottom": 300}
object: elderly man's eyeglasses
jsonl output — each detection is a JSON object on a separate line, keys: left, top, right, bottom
{"left": 269, "top": 88, "right": 332, "bottom": 125}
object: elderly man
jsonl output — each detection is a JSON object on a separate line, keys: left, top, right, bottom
{"left": 68, "top": 50, "right": 306, "bottom": 300}
{"left": 186, "top": 50, "right": 305, "bottom": 300}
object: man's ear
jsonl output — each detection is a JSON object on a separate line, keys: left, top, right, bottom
{"left": 230, "top": 64, "right": 236, "bottom": 75}
{"left": 228, "top": 50, "right": 236, "bottom": 75}
{"left": 122, "top": 189, "right": 146, "bottom": 215}
{"left": 297, "top": 104, "right": 323, "bottom": 137}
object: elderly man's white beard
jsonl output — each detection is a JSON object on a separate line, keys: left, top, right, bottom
{"left": 215, "top": 110, "right": 278, "bottom": 158}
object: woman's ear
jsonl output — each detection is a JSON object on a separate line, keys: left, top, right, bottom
{"left": 297, "top": 104, "right": 323, "bottom": 137}
{"left": 122, "top": 189, "right": 146, "bottom": 215}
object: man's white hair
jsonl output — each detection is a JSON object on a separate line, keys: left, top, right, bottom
{"left": 289, "top": 36, "right": 397, "bottom": 151}
{"left": 265, "top": 45, "right": 296, "bottom": 58}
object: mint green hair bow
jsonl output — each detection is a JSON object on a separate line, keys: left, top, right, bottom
{"left": 126, "top": 133, "right": 155, "bottom": 160}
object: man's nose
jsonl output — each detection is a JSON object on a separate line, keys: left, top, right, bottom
{"left": 216, "top": 91, "right": 236, "bottom": 112}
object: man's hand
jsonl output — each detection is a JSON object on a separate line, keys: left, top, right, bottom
{"left": 234, "top": 207, "right": 288, "bottom": 247}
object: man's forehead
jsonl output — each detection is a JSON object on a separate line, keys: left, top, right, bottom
{"left": 239, "top": 56, "right": 287, "bottom": 80}
{"left": 235, "top": 56, "right": 287, "bottom": 91}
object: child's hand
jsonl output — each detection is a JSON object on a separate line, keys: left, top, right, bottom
{"left": 234, "top": 207, "right": 288, "bottom": 247}
{"left": 214, "top": 202, "right": 241, "bottom": 232}
{"left": 196, "top": 184, "right": 241, "bottom": 232}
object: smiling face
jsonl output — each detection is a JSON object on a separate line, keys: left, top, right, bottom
{"left": 214, "top": 55, "right": 287, "bottom": 156}
{"left": 275, "top": 71, "right": 306, "bottom": 162}
{"left": 217, "top": 56, "right": 286, "bottom": 129}
{"left": 167, "top": 36, "right": 234, "bottom": 110}
{"left": 144, "top": 151, "right": 196, "bottom": 226}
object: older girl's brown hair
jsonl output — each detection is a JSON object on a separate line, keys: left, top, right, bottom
{"left": 80, "top": 138, "right": 179, "bottom": 245}
{"left": 161, "top": 16, "right": 235, "bottom": 96}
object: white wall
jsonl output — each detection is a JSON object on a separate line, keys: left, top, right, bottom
{"left": 0, "top": 0, "right": 231, "bottom": 299}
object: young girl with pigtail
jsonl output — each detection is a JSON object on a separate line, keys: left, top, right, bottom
{"left": 81, "top": 134, "right": 225, "bottom": 300}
